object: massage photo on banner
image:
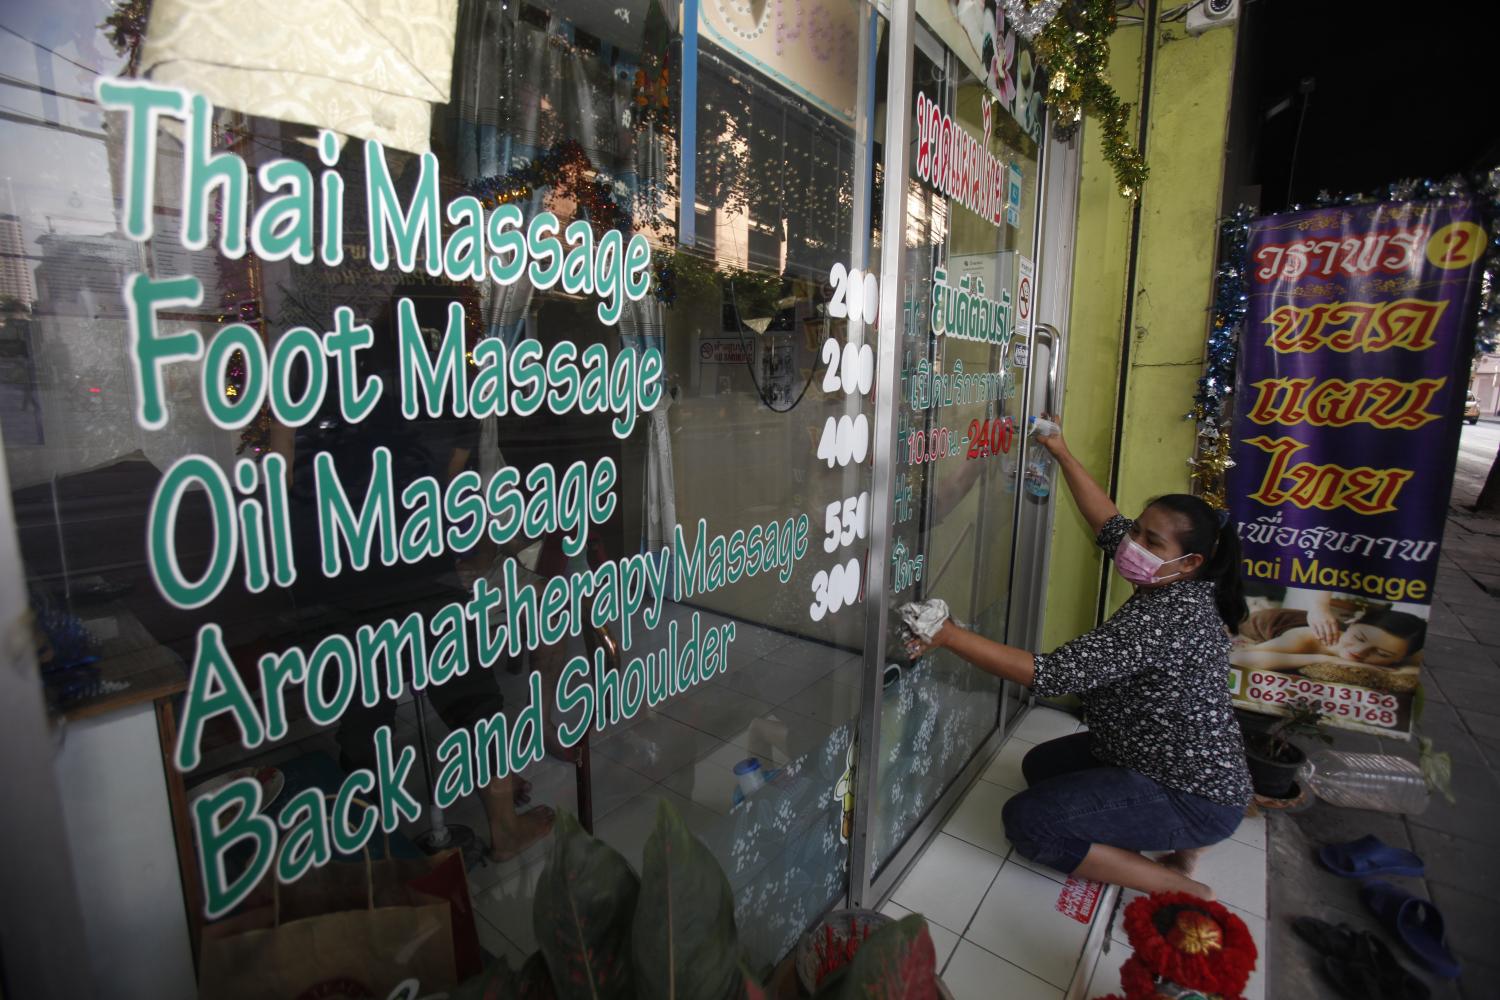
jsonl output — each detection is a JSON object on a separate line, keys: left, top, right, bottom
{"left": 1227, "top": 583, "right": 1426, "bottom": 735}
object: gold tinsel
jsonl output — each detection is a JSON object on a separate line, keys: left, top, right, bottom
{"left": 1032, "top": 0, "right": 1147, "bottom": 198}
{"left": 1187, "top": 430, "right": 1235, "bottom": 510}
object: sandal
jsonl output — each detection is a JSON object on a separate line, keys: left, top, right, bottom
{"left": 1323, "top": 954, "right": 1430, "bottom": 1000}
{"left": 1294, "top": 916, "right": 1430, "bottom": 1000}
{"left": 1361, "top": 881, "right": 1461, "bottom": 979}
{"left": 1319, "top": 835, "right": 1425, "bottom": 879}
{"left": 1293, "top": 916, "right": 1358, "bottom": 957}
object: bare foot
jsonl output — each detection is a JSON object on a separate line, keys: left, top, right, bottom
{"left": 1184, "top": 879, "right": 1216, "bottom": 901}
{"left": 1157, "top": 849, "right": 1215, "bottom": 900}
{"left": 488, "top": 805, "right": 556, "bottom": 863}
{"left": 1159, "top": 848, "right": 1204, "bottom": 878}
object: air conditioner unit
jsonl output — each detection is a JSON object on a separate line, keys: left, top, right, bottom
{"left": 1186, "top": 0, "right": 1238, "bottom": 35}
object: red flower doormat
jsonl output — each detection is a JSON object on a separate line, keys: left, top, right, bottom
{"left": 1093, "top": 892, "right": 1259, "bottom": 1000}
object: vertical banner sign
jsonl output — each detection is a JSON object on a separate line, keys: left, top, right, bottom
{"left": 1226, "top": 200, "right": 1486, "bottom": 737}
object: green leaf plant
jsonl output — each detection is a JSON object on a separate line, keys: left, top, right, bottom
{"left": 453, "top": 802, "right": 944, "bottom": 1000}
{"left": 1263, "top": 698, "right": 1332, "bottom": 762}
{"left": 1412, "top": 685, "right": 1457, "bottom": 805}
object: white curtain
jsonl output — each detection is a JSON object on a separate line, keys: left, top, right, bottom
{"left": 452, "top": 1, "right": 675, "bottom": 556}
{"left": 140, "top": 0, "right": 460, "bottom": 154}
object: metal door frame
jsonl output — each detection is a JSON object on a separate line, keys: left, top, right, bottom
{"left": 849, "top": 0, "right": 917, "bottom": 910}
{"left": 1005, "top": 121, "right": 1084, "bottom": 660}
{"left": 849, "top": 2, "right": 1084, "bottom": 907}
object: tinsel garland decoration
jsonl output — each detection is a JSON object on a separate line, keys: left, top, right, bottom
{"left": 1033, "top": 0, "right": 1146, "bottom": 198}
{"left": 1185, "top": 206, "right": 1252, "bottom": 509}
{"left": 1003, "top": 0, "right": 1064, "bottom": 41}
{"left": 466, "top": 140, "right": 634, "bottom": 237}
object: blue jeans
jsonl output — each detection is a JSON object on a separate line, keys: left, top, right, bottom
{"left": 1000, "top": 733, "right": 1243, "bottom": 875}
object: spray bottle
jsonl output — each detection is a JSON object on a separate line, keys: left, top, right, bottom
{"left": 1025, "top": 416, "right": 1060, "bottom": 498}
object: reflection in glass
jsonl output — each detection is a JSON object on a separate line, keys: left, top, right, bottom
{"left": 0, "top": 0, "right": 890, "bottom": 981}
{"left": 869, "top": 39, "right": 1040, "bottom": 875}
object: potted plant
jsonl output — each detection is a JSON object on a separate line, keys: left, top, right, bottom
{"left": 1242, "top": 700, "right": 1331, "bottom": 799}
{"left": 452, "top": 803, "right": 949, "bottom": 1000}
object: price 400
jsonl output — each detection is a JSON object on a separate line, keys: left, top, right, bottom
{"left": 817, "top": 414, "right": 870, "bottom": 468}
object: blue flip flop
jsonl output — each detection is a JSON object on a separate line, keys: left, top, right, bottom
{"left": 1361, "top": 880, "right": 1461, "bottom": 979}
{"left": 1318, "top": 835, "right": 1425, "bottom": 879}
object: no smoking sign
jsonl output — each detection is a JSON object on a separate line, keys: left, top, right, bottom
{"left": 1014, "top": 255, "right": 1035, "bottom": 369}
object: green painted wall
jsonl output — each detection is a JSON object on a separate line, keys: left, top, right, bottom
{"left": 1106, "top": 20, "right": 1239, "bottom": 612}
{"left": 1039, "top": 22, "right": 1144, "bottom": 651}
{"left": 1041, "top": 18, "right": 1239, "bottom": 648}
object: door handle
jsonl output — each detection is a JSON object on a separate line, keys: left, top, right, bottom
{"left": 1031, "top": 322, "right": 1064, "bottom": 416}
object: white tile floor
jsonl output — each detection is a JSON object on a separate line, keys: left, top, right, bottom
{"left": 886, "top": 706, "right": 1270, "bottom": 1000}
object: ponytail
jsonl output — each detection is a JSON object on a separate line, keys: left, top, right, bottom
{"left": 1145, "top": 494, "right": 1248, "bottom": 629}
{"left": 1203, "top": 518, "right": 1247, "bottom": 629}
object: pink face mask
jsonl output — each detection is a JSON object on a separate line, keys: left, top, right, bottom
{"left": 1114, "top": 536, "right": 1191, "bottom": 586}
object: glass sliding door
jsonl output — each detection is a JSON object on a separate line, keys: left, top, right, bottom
{"left": 863, "top": 9, "right": 1045, "bottom": 890}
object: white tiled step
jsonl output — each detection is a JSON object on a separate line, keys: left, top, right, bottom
{"left": 891, "top": 719, "right": 1268, "bottom": 1000}
{"left": 1010, "top": 706, "right": 1084, "bottom": 745}
{"left": 964, "top": 862, "right": 1092, "bottom": 989}
{"left": 879, "top": 900, "right": 961, "bottom": 970}
{"left": 890, "top": 832, "right": 1004, "bottom": 935}
{"left": 1106, "top": 816, "right": 1269, "bottom": 1000}
{"left": 944, "top": 940, "right": 1065, "bottom": 1000}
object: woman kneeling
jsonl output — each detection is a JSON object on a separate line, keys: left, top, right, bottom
{"left": 909, "top": 421, "right": 1252, "bottom": 900}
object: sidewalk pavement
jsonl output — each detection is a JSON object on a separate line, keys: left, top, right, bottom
{"left": 1267, "top": 508, "right": 1500, "bottom": 999}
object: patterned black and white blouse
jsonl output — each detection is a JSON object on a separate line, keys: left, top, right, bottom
{"left": 1032, "top": 515, "right": 1253, "bottom": 807}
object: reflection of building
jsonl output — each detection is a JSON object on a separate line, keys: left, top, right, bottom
{"left": 33, "top": 231, "right": 138, "bottom": 319}
{"left": 1474, "top": 354, "right": 1500, "bottom": 415}
{"left": 8, "top": 231, "right": 147, "bottom": 488}
{"left": 0, "top": 214, "right": 36, "bottom": 307}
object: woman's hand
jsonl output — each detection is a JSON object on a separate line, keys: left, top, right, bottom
{"left": 1035, "top": 412, "right": 1069, "bottom": 459}
{"left": 1306, "top": 604, "right": 1341, "bottom": 646}
{"left": 904, "top": 619, "right": 957, "bottom": 660}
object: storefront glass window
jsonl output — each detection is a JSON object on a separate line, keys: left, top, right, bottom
{"left": 2, "top": 0, "right": 899, "bottom": 989}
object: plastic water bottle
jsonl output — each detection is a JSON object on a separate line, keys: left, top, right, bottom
{"left": 1305, "top": 751, "right": 1430, "bottom": 814}
{"left": 1024, "top": 416, "right": 1058, "bottom": 498}
{"left": 732, "top": 758, "right": 767, "bottom": 807}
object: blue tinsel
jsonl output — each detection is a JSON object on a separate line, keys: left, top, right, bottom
{"left": 1188, "top": 205, "right": 1254, "bottom": 433}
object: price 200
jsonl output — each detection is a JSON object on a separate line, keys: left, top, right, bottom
{"left": 821, "top": 338, "right": 875, "bottom": 397}
{"left": 810, "top": 557, "right": 862, "bottom": 622}
{"left": 827, "top": 262, "right": 879, "bottom": 325}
